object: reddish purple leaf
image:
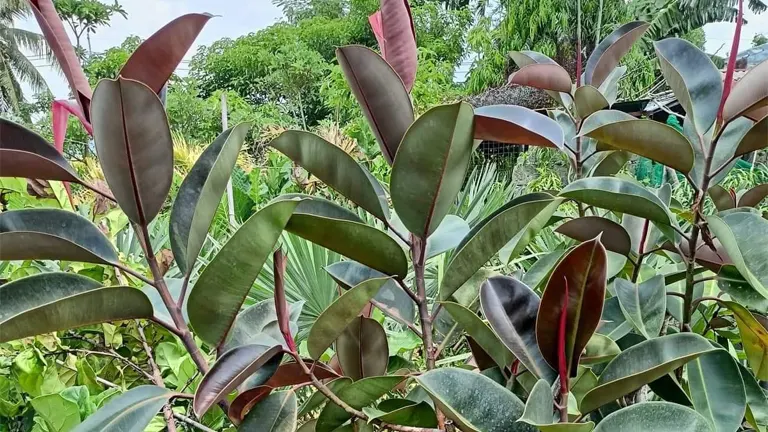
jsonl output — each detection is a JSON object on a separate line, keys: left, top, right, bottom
{"left": 558, "top": 276, "right": 569, "bottom": 394}
{"left": 508, "top": 64, "right": 572, "bottom": 93}
{"left": 119, "top": 13, "right": 213, "bottom": 94}
{"left": 370, "top": 0, "right": 417, "bottom": 91}
{"left": 473, "top": 105, "right": 565, "bottom": 149}
{"left": 723, "top": 59, "right": 768, "bottom": 124}
{"left": 28, "top": 0, "right": 92, "bottom": 121}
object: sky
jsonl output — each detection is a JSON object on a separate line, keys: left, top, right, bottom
{"left": 16, "top": 0, "right": 768, "bottom": 99}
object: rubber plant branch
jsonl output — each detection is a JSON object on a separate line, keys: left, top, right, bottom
{"left": 137, "top": 321, "right": 177, "bottom": 432}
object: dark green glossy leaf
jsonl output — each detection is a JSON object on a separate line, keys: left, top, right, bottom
{"left": 614, "top": 276, "right": 666, "bottom": 339}
{"left": 738, "top": 362, "right": 768, "bottom": 432}
{"left": 560, "top": 177, "right": 672, "bottom": 227}
{"left": 723, "top": 59, "right": 768, "bottom": 123}
{"left": 556, "top": 216, "right": 631, "bottom": 256}
{"left": 316, "top": 375, "right": 404, "bottom": 432}
{"left": 574, "top": 85, "right": 608, "bottom": 119}
{"left": 585, "top": 21, "right": 650, "bottom": 88}
{"left": 308, "top": 277, "right": 389, "bottom": 359}
{"left": 189, "top": 199, "right": 299, "bottom": 346}
{"left": 336, "top": 45, "right": 414, "bottom": 164}
{"left": 416, "top": 368, "right": 534, "bottom": 432}
{"left": 427, "top": 215, "right": 470, "bottom": 258}
{"left": 442, "top": 194, "right": 562, "bottom": 299}
{"left": 538, "top": 237, "right": 607, "bottom": 376}
{"left": 688, "top": 349, "right": 746, "bottom": 432}
{"left": 522, "top": 249, "right": 566, "bottom": 291}
{"left": 391, "top": 102, "right": 474, "bottom": 237}
{"left": 193, "top": 344, "right": 282, "bottom": 416}
{"left": 443, "top": 301, "right": 514, "bottom": 369}
{"left": 585, "top": 150, "right": 630, "bottom": 177}
{"left": 91, "top": 77, "right": 173, "bottom": 224}
{"left": 519, "top": 379, "right": 595, "bottom": 431}
{"left": 337, "top": 317, "right": 388, "bottom": 380}
{"left": 734, "top": 116, "right": 768, "bottom": 158}
{"left": 597, "top": 297, "right": 632, "bottom": 341}
{"left": 220, "top": 299, "right": 303, "bottom": 354}
{"left": 708, "top": 212, "right": 768, "bottom": 298}
{"left": 579, "top": 110, "right": 693, "bottom": 172}
{"left": 240, "top": 390, "right": 297, "bottom": 432}
{"left": 171, "top": 123, "right": 249, "bottom": 274}
{"left": 723, "top": 301, "right": 768, "bottom": 379}
{"left": 298, "top": 377, "right": 352, "bottom": 417}
{"left": 654, "top": 38, "right": 722, "bottom": 135}
{"left": 0, "top": 273, "right": 152, "bottom": 343}
{"left": 582, "top": 334, "right": 620, "bottom": 365}
{"left": 72, "top": 386, "right": 174, "bottom": 432}
{"left": 473, "top": 105, "right": 565, "bottom": 149}
{"left": 285, "top": 197, "right": 408, "bottom": 277}
{"left": 716, "top": 265, "right": 768, "bottom": 314}
{"left": 270, "top": 130, "right": 388, "bottom": 221}
{"left": 480, "top": 276, "right": 556, "bottom": 382}
{"left": 593, "top": 402, "right": 713, "bottom": 432}
{"left": 0, "top": 118, "right": 89, "bottom": 188}
{"left": 739, "top": 184, "right": 768, "bottom": 208}
{"left": 708, "top": 185, "right": 735, "bottom": 211}
{"left": 580, "top": 333, "right": 719, "bottom": 413}
{"left": 325, "top": 261, "right": 414, "bottom": 324}
{"left": 0, "top": 209, "right": 118, "bottom": 264}
{"left": 363, "top": 399, "right": 438, "bottom": 428}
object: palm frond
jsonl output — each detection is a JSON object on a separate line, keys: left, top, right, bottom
{"left": 7, "top": 44, "right": 48, "bottom": 93}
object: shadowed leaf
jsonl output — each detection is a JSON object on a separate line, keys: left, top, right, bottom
{"left": 582, "top": 334, "right": 621, "bottom": 365}
{"left": 709, "top": 185, "right": 736, "bottom": 211}
{"left": 555, "top": 216, "right": 631, "bottom": 256}
{"left": 734, "top": 116, "right": 768, "bottom": 158}
{"left": 220, "top": 299, "right": 303, "bottom": 354}
{"left": 443, "top": 301, "right": 514, "bottom": 369}
{"left": 739, "top": 184, "right": 768, "bottom": 208}
{"left": 337, "top": 317, "right": 389, "bottom": 380}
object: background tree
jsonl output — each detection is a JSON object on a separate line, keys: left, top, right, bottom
{"left": 53, "top": 0, "right": 126, "bottom": 58}
{"left": 0, "top": 0, "right": 51, "bottom": 114}
{"left": 753, "top": 32, "right": 768, "bottom": 46}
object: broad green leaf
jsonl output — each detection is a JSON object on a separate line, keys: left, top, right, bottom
{"left": 72, "top": 386, "right": 174, "bottom": 432}
{"left": 597, "top": 66, "right": 626, "bottom": 105}
{"left": 579, "top": 110, "right": 693, "bottom": 173}
{"left": 519, "top": 380, "right": 595, "bottom": 431}
{"left": 480, "top": 276, "right": 556, "bottom": 382}
{"left": 91, "top": 77, "right": 173, "bottom": 224}
{"left": 0, "top": 118, "right": 91, "bottom": 189}
{"left": 574, "top": 85, "right": 608, "bottom": 119}
{"left": 189, "top": 199, "right": 299, "bottom": 346}
{"left": 170, "top": 123, "right": 249, "bottom": 274}
{"left": 582, "top": 334, "right": 620, "bottom": 365}
{"left": 739, "top": 183, "right": 768, "bottom": 208}
{"left": 717, "top": 265, "right": 768, "bottom": 314}
{"left": 427, "top": 215, "right": 470, "bottom": 258}
{"left": 560, "top": 177, "right": 672, "bottom": 227}
{"left": 336, "top": 45, "right": 413, "bottom": 164}
{"left": 220, "top": 299, "right": 303, "bottom": 354}
{"left": 76, "top": 358, "right": 102, "bottom": 394}
{"left": 474, "top": 104, "right": 565, "bottom": 149}
{"left": 538, "top": 237, "right": 607, "bottom": 376}
{"left": 391, "top": 102, "right": 474, "bottom": 237}
{"left": 442, "top": 194, "right": 561, "bottom": 299}
{"left": 416, "top": 368, "right": 533, "bottom": 432}
{"left": 0, "top": 273, "right": 152, "bottom": 343}
{"left": 508, "top": 63, "right": 573, "bottom": 93}
{"left": 585, "top": 21, "right": 650, "bottom": 88}
{"left": 597, "top": 297, "right": 632, "bottom": 341}
{"left": 580, "top": 333, "right": 719, "bottom": 413}
{"left": 594, "top": 402, "right": 713, "bottom": 432}
{"left": 708, "top": 212, "right": 768, "bottom": 299}
{"left": 193, "top": 344, "right": 283, "bottom": 417}
{"left": 555, "top": 216, "right": 631, "bottom": 256}
{"left": 308, "top": 277, "right": 389, "bottom": 359}
{"left": 363, "top": 399, "right": 438, "bottom": 428}
{"left": 733, "top": 112, "right": 767, "bottom": 158}
{"left": 738, "top": 362, "right": 768, "bottom": 432}
{"left": 723, "top": 301, "right": 768, "bottom": 379}
{"left": 0, "top": 209, "right": 117, "bottom": 264}
{"left": 325, "top": 261, "right": 414, "bottom": 324}
{"left": 316, "top": 375, "right": 404, "bottom": 432}
{"left": 443, "top": 301, "right": 514, "bottom": 369}
{"left": 240, "top": 390, "right": 298, "bottom": 432}
{"left": 585, "top": 150, "right": 630, "bottom": 177}
{"left": 614, "top": 276, "right": 666, "bottom": 339}
{"left": 654, "top": 38, "right": 722, "bottom": 135}
{"left": 723, "top": 59, "right": 768, "bottom": 123}
{"left": 298, "top": 377, "right": 352, "bottom": 417}
{"left": 284, "top": 197, "right": 408, "bottom": 277}
{"left": 337, "top": 317, "right": 389, "bottom": 381}
{"left": 31, "top": 392, "right": 81, "bottom": 432}
{"left": 708, "top": 185, "right": 735, "bottom": 211}
{"left": 270, "top": 130, "right": 388, "bottom": 221}
{"left": 522, "top": 249, "right": 567, "bottom": 291}
{"left": 688, "top": 349, "right": 746, "bottom": 432}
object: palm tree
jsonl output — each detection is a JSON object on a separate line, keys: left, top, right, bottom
{"left": 1, "top": 0, "right": 51, "bottom": 113}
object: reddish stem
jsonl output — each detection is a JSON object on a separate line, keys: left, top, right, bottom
{"left": 716, "top": 0, "right": 743, "bottom": 126}
{"left": 558, "top": 276, "right": 569, "bottom": 422}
